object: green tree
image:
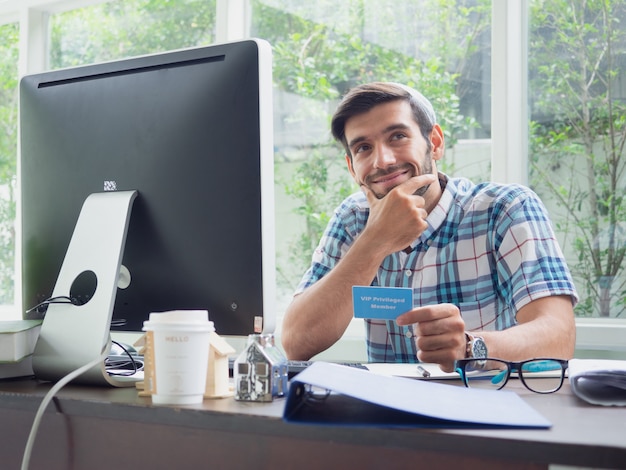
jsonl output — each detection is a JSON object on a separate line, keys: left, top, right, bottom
{"left": 0, "top": 22, "right": 19, "bottom": 304}
{"left": 49, "top": 0, "right": 216, "bottom": 68}
{"left": 529, "top": 0, "right": 626, "bottom": 317}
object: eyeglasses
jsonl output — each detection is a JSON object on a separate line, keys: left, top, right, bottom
{"left": 455, "top": 358, "right": 569, "bottom": 394}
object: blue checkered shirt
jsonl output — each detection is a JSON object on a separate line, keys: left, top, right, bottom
{"left": 294, "top": 175, "right": 578, "bottom": 363}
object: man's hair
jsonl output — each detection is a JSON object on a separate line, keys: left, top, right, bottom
{"left": 330, "top": 82, "right": 437, "bottom": 157}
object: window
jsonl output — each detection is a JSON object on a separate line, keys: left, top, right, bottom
{"left": 0, "top": 21, "right": 19, "bottom": 311}
{"left": 528, "top": 0, "right": 626, "bottom": 320}
{"left": 1, "top": 0, "right": 624, "bottom": 356}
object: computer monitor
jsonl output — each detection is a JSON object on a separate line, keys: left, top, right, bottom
{"left": 19, "top": 39, "right": 275, "bottom": 385}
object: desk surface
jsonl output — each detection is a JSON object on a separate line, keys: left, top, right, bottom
{"left": 1, "top": 376, "right": 625, "bottom": 470}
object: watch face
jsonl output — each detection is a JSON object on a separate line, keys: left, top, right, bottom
{"left": 472, "top": 338, "right": 488, "bottom": 358}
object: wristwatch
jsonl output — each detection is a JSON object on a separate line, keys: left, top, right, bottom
{"left": 465, "top": 332, "right": 488, "bottom": 368}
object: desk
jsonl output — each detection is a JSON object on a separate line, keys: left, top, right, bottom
{"left": 0, "top": 378, "right": 624, "bottom": 470}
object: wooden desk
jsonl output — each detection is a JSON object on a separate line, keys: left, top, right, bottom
{"left": 0, "top": 377, "right": 624, "bottom": 470}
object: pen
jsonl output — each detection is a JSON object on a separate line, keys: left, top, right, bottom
{"left": 417, "top": 365, "right": 431, "bottom": 378}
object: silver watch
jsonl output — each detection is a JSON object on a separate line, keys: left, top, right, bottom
{"left": 465, "top": 332, "right": 487, "bottom": 367}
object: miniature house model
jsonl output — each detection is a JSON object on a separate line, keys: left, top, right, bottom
{"left": 234, "top": 334, "right": 288, "bottom": 402}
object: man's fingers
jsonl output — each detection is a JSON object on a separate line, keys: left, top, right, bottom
{"left": 363, "top": 173, "right": 437, "bottom": 198}
{"left": 397, "top": 173, "right": 437, "bottom": 196}
{"left": 362, "top": 172, "right": 437, "bottom": 206}
{"left": 397, "top": 303, "right": 456, "bottom": 325}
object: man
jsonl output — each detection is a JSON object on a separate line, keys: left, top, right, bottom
{"left": 282, "top": 82, "right": 578, "bottom": 372}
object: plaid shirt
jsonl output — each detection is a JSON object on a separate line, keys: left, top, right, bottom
{"left": 295, "top": 175, "right": 578, "bottom": 363}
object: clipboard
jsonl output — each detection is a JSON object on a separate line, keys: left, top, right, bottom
{"left": 283, "top": 362, "right": 551, "bottom": 429}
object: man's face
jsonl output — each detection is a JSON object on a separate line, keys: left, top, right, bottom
{"left": 344, "top": 100, "right": 441, "bottom": 199}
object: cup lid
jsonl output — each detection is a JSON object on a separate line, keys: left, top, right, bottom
{"left": 147, "top": 309, "right": 209, "bottom": 323}
{"left": 142, "top": 309, "right": 214, "bottom": 331}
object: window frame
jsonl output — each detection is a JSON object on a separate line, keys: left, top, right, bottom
{"left": 1, "top": 0, "right": 624, "bottom": 357}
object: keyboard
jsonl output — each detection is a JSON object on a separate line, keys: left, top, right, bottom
{"left": 228, "top": 357, "right": 368, "bottom": 379}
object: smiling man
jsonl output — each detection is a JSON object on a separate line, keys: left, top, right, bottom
{"left": 281, "top": 82, "right": 578, "bottom": 372}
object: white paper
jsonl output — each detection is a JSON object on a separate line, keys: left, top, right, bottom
{"left": 364, "top": 362, "right": 459, "bottom": 379}
{"left": 568, "top": 358, "right": 626, "bottom": 406}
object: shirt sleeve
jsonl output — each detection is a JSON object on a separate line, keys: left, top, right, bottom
{"left": 492, "top": 186, "right": 579, "bottom": 311}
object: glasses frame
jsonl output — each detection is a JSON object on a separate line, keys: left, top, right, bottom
{"left": 455, "top": 357, "right": 569, "bottom": 394}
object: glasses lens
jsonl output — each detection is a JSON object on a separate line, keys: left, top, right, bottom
{"left": 461, "top": 359, "right": 509, "bottom": 390}
{"left": 519, "top": 359, "right": 564, "bottom": 393}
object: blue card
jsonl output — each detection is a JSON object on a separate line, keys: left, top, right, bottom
{"left": 352, "top": 286, "right": 413, "bottom": 319}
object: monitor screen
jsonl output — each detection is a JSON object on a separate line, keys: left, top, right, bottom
{"left": 19, "top": 40, "right": 276, "bottom": 341}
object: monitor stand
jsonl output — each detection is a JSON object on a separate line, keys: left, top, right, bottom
{"left": 32, "top": 190, "right": 138, "bottom": 387}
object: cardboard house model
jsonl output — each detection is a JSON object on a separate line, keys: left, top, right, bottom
{"left": 134, "top": 330, "right": 235, "bottom": 399}
{"left": 205, "top": 331, "right": 236, "bottom": 398}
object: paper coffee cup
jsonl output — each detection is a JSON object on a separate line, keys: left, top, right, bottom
{"left": 143, "top": 310, "right": 214, "bottom": 405}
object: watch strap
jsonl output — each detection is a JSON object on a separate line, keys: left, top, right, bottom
{"left": 465, "top": 331, "right": 487, "bottom": 359}
{"left": 465, "top": 332, "right": 474, "bottom": 358}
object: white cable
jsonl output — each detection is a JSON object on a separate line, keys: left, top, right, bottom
{"left": 21, "top": 350, "right": 108, "bottom": 470}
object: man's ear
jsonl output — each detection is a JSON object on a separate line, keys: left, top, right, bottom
{"left": 430, "top": 124, "right": 446, "bottom": 160}
{"left": 345, "top": 154, "right": 357, "bottom": 181}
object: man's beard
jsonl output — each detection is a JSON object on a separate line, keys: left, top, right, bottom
{"left": 365, "top": 156, "right": 433, "bottom": 200}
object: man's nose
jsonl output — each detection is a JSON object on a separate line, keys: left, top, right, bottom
{"left": 372, "top": 144, "right": 396, "bottom": 168}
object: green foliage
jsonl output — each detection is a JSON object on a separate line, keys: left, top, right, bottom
{"left": 0, "top": 22, "right": 19, "bottom": 304}
{"left": 281, "top": 149, "right": 356, "bottom": 276}
{"left": 529, "top": 0, "right": 626, "bottom": 317}
{"left": 49, "top": 0, "right": 216, "bottom": 68}
{"left": 253, "top": 0, "right": 477, "bottom": 145}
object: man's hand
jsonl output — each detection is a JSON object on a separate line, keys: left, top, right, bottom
{"left": 396, "top": 304, "right": 466, "bottom": 373}
{"left": 360, "top": 173, "right": 436, "bottom": 254}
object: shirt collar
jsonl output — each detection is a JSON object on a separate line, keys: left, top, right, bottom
{"left": 405, "top": 172, "right": 455, "bottom": 252}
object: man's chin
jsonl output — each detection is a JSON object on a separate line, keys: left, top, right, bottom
{"left": 369, "top": 185, "right": 391, "bottom": 199}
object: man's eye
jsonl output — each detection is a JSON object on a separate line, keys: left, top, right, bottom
{"left": 354, "top": 144, "right": 371, "bottom": 154}
{"left": 391, "top": 133, "right": 407, "bottom": 141}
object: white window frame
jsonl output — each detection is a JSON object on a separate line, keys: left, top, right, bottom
{"left": 1, "top": 0, "right": 624, "bottom": 357}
